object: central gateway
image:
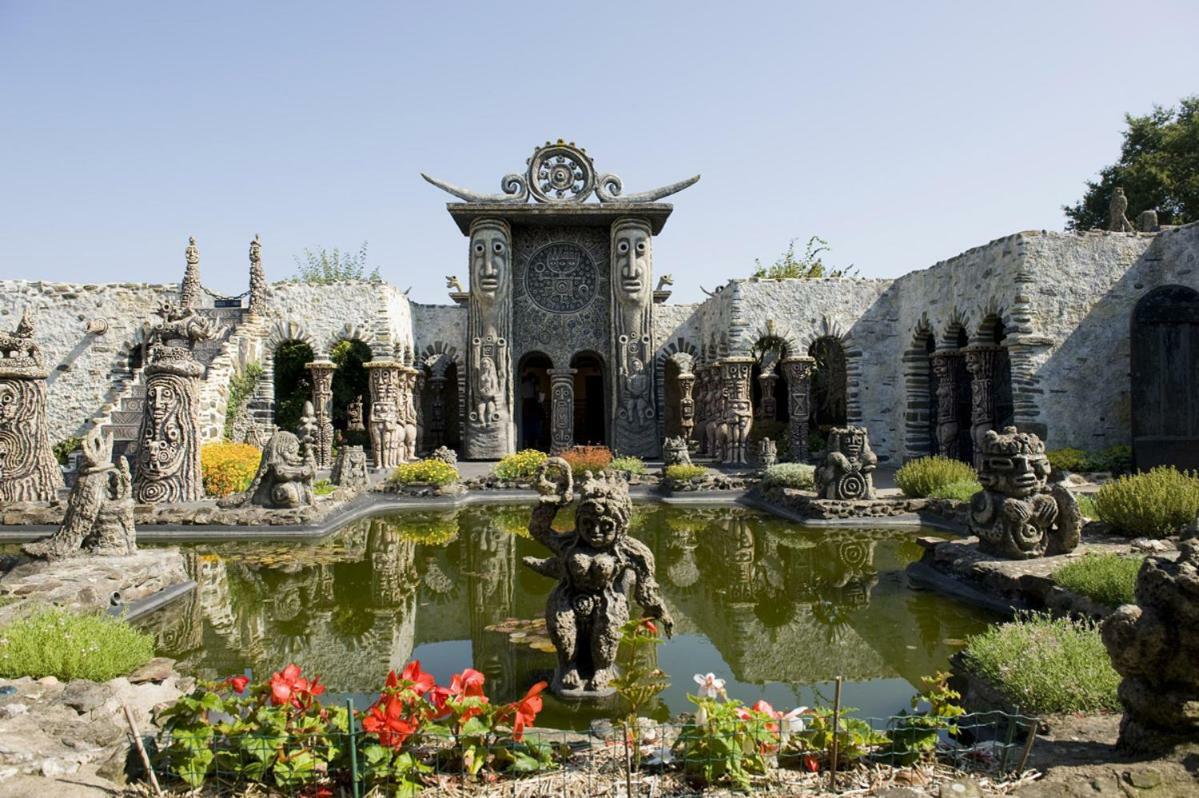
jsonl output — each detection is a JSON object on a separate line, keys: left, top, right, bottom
{"left": 423, "top": 140, "right": 699, "bottom": 459}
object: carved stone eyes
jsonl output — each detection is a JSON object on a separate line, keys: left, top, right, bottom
{"left": 636, "top": 242, "right": 646, "bottom": 253}
{"left": 474, "top": 243, "right": 484, "bottom": 254}
{"left": 618, "top": 242, "right": 630, "bottom": 253}
{"left": 492, "top": 242, "right": 504, "bottom": 254}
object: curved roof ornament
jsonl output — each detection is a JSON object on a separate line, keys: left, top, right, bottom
{"left": 421, "top": 140, "right": 699, "bottom": 205}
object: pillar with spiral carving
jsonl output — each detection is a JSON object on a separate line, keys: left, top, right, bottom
{"left": 548, "top": 368, "right": 577, "bottom": 454}
{"left": 780, "top": 355, "right": 815, "bottom": 462}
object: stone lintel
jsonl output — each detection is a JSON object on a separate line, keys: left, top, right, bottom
{"left": 447, "top": 202, "right": 674, "bottom": 236}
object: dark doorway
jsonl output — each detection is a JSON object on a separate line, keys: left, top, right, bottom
{"left": 808, "top": 336, "right": 848, "bottom": 432}
{"left": 331, "top": 339, "right": 372, "bottom": 446}
{"left": 571, "top": 352, "right": 607, "bottom": 446}
{"left": 518, "top": 352, "right": 552, "bottom": 452}
{"left": 273, "top": 340, "right": 315, "bottom": 432}
{"left": 951, "top": 328, "right": 973, "bottom": 465}
{"left": 1132, "top": 285, "right": 1199, "bottom": 471}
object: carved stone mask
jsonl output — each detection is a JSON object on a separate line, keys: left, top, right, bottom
{"left": 470, "top": 223, "right": 509, "bottom": 302}
{"left": 147, "top": 383, "right": 177, "bottom": 423}
{"left": 613, "top": 221, "right": 651, "bottom": 305}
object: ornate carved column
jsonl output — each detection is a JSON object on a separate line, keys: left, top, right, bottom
{"left": 677, "top": 368, "right": 696, "bottom": 443}
{"left": 757, "top": 370, "right": 778, "bottom": 420}
{"left": 247, "top": 234, "right": 267, "bottom": 317}
{"left": 780, "top": 355, "right": 815, "bottom": 462}
{"left": 720, "top": 356, "right": 754, "bottom": 464}
{"left": 611, "top": 218, "right": 657, "bottom": 457}
{"left": 305, "top": 359, "right": 335, "bottom": 468}
{"left": 930, "top": 350, "right": 962, "bottom": 460}
{"left": 366, "top": 360, "right": 404, "bottom": 469}
{"left": 964, "top": 345, "right": 1002, "bottom": 470}
{"left": 0, "top": 310, "right": 63, "bottom": 503}
{"left": 181, "top": 236, "right": 201, "bottom": 309}
{"left": 465, "top": 219, "right": 515, "bottom": 459}
{"left": 398, "top": 365, "right": 419, "bottom": 462}
{"left": 412, "top": 369, "right": 425, "bottom": 456}
{"left": 135, "top": 345, "right": 205, "bottom": 502}
{"left": 548, "top": 368, "right": 577, "bottom": 454}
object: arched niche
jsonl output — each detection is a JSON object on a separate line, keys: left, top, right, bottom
{"left": 330, "top": 338, "right": 372, "bottom": 445}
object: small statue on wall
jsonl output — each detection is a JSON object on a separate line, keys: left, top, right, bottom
{"left": 662, "top": 436, "right": 692, "bottom": 467}
{"left": 24, "top": 427, "right": 136, "bottom": 560}
{"left": 226, "top": 430, "right": 316, "bottom": 509}
{"left": 814, "top": 426, "right": 878, "bottom": 500}
{"left": 346, "top": 394, "right": 365, "bottom": 432}
{"left": 1101, "top": 535, "right": 1199, "bottom": 752}
{"left": 1108, "top": 187, "right": 1136, "bottom": 233}
{"left": 968, "top": 427, "right": 1081, "bottom": 559}
{"left": 525, "top": 459, "right": 673, "bottom": 696}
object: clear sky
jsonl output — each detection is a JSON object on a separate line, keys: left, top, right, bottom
{"left": 2, "top": 1, "right": 1197, "bottom": 304}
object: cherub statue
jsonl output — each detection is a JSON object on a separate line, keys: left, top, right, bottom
{"left": 524, "top": 458, "right": 673, "bottom": 696}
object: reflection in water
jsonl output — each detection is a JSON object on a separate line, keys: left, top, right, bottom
{"left": 143, "top": 506, "right": 995, "bottom": 728}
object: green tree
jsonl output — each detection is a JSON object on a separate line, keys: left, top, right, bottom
{"left": 291, "top": 242, "right": 380, "bottom": 284}
{"left": 752, "top": 236, "right": 855, "bottom": 279}
{"left": 1064, "top": 96, "right": 1199, "bottom": 230}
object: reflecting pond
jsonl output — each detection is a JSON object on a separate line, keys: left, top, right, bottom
{"left": 142, "top": 505, "right": 996, "bottom": 729}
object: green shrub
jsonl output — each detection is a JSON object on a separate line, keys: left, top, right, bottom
{"left": 223, "top": 362, "right": 264, "bottom": 440}
{"left": 664, "top": 464, "right": 709, "bottom": 482}
{"left": 53, "top": 436, "right": 83, "bottom": 466}
{"left": 1053, "top": 553, "right": 1141, "bottom": 607}
{"left": 1046, "top": 445, "right": 1133, "bottom": 475}
{"left": 1093, "top": 466, "right": 1199, "bottom": 538}
{"left": 610, "top": 455, "right": 646, "bottom": 476}
{"left": 895, "top": 456, "right": 977, "bottom": 498}
{"left": 762, "top": 463, "right": 815, "bottom": 489}
{"left": 313, "top": 479, "right": 335, "bottom": 496}
{"left": 960, "top": 613, "right": 1119, "bottom": 714}
{"left": 1047, "top": 448, "right": 1089, "bottom": 473}
{"left": 0, "top": 608, "right": 154, "bottom": 681}
{"left": 492, "top": 449, "right": 548, "bottom": 481}
{"left": 389, "top": 458, "right": 459, "bottom": 487}
{"left": 928, "top": 479, "right": 982, "bottom": 502}
{"left": 1077, "top": 494, "right": 1099, "bottom": 519}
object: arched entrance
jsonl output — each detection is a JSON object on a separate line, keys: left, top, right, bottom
{"left": 1132, "top": 285, "right": 1199, "bottom": 471}
{"left": 517, "top": 352, "right": 552, "bottom": 452}
{"left": 571, "top": 352, "right": 607, "bottom": 446}
{"left": 331, "top": 339, "right": 372, "bottom": 446}
{"left": 273, "top": 340, "right": 315, "bottom": 431}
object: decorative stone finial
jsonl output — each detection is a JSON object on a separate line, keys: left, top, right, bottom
{"left": 180, "top": 235, "right": 201, "bottom": 308}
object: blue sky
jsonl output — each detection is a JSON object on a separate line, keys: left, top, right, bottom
{"left": 2, "top": 1, "right": 1197, "bottom": 303}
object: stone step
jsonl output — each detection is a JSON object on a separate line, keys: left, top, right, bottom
{"left": 112, "top": 410, "right": 143, "bottom": 425}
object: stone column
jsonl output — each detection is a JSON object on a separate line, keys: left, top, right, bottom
{"left": 720, "top": 356, "right": 754, "bottom": 464}
{"left": 611, "top": 218, "right": 657, "bottom": 457}
{"left": 780, "top": 355, "right": 815, "bottom": 462}
{"left": 757, "top": 370, "right": 778, "bottom": 420}
{"left": 181, "top": 236, "right": 201, "bottom": 309}
{"left": 366, "top": 360, "right": 404, "bottom": 469}
{"left": 964, "top": 345, "right": 1002, "bottom": 470}
{"left": 305, "top": 360, "right": 335, "bottom": 468}
{"left": 465, "top": 219, "right": 515, "bottom": 459}
{"left": 398, "top": 365, "right": 419, "bottom": 462}
{"left": 548, "top": 368, "right": 577, "bottom": 455}
{"left": 677, "top": 369, "right": 696, "bottom": 443}
{"left": 134, "top": 346, "right": 205, "bottom": 502}
{"left": 247, "top": 234, "right": 267, "bottom": 318}
{"left": 930, "top": 350, "right": 962, "bottom": 460}
{"left": 0, "top": 315, "right": 63, "bottom": 503}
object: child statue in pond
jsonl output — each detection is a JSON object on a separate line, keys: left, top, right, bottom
{"left": 525, "top": 458, "right": 673, "bottom": 696}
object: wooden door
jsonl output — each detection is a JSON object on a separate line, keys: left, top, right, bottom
{"left": 1132, "top": 285, "right": 1199, "bottom": 471}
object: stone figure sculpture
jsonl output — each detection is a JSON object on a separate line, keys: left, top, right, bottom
{"left": 611, "top": 218, "right": 657, "bottom": 457}
{"left": 367, "top": 362, "right": 404, "bottom": 469}
{"left": 1101, "top": 534, "right": 1199, "bottom": 752}
{"left": 24, "top": 426, "right": 135, "bottom": 560}
{"left": 814, "top": 426, "right": 878, "bottom": 500}
{"left": 757, "top": 438, "right": 778, "bottom": 468}
{"left": 400, "top": 367, "right": 419, "bottom": 462}
{"left": 662, "top": 436, "right": 692, "bottom": 467}
{"left": 445, "top": 275, "right": 464, "bottom": 293}
{"left": 968, "top": 427, "right": 1082, "bottom": 559}
{"left": 524, "top": 458, "right": 673, "bottom": 696}
{"left": 297, "top": 400, "right": 319, "bottom": 453}
{"left": 306, "top": 361, "right": 335, "bottom": 468}
{"left": 1108, "top": 187, "right": 1135, "bottom": 233}
{"left": 431, "top": 445, "right": 457, "bottom": 466}
{"left": 0, "top": 310, "right": 63, "bottom": 504}
{"left": 331, "top": 444, "right": 368, "bottom": 490}
{"left": 144, "top": 301, "right": 218, "bottom": 350}
{"left": 466, "top": 218, "right": 514, "bottom": 458}
{"left": 181, "top": 236, "right": 202, "bottom": 309}
{"left": 232, "top": 430, "right": 316, "bottom": 509}
{"left": 346, "top": 394, "right": 365, "bottom": 432}
{"left": 719, "top": 357, "right": 754, "bottom": 464}
{"left": 655, "top": 274, "right": 673, "bottom": 292}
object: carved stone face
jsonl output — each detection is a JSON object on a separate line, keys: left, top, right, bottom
{"left": 613, "top": 222, "right": 651, "bottom": 305}
{"left": 577, "top": 505, "right": 621, "bottom": 549}
{"left": 841, "top": 430, "right": 865, "bottom": 460}
{"left": 981, "top": 451, "right": 1050, "bottom": 498}
{"left": 0, "top": 383, "right": 17, "bottom": 424}
{"left": 470, "top": 225, "right": 509, "bottom": 302}
{"left": 147, "top": 383, "right": 177, "bottom": 424}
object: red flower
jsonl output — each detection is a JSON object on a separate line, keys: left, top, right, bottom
{"left": 226, "top": 674, "right": 250, "bottom": 693}
{"left": 268, "top": 664, "right": 325, "bottom": 708}
{"left": 642, "top": 619, "right": 658, "bottom": 635}
{"left": 391, "top": 660, "right": 435, "bottom": 696}
{"left": 362, "top": 694, "right": 418, "bottom": 750}
{"left": 431, "top": 668, "right": 488, "bottom": 719}
{"left": 802, "top": 754, "right": 821, "bottom": 772}
{"left": 510, "top": 681, "right": 547, "bottom": 741}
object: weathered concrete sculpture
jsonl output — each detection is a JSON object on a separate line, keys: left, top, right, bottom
{"left": 134, "top": 303, "right": 210, "bottom": 503}
{"left": 1101, "top": 535, "right": 1199, "bottom": 752}
{"left": 400, "top": 366, "right": 419, "bottom": 462}
{"left": 0, "top": 310, "right": 63, "bottom": 504}
{"left": 611, "top": 218, "right": 657, "bottom": 457}
{"left": 663, "top": 436, "right": 692, "bottom": 467}
{"left": 306, "top": 360, "right": 335, "bottom": 467}
{"left": 331, "top": 444, "right": 368, "bottom": 489}
{"left": 238, "top": 430, "right": 316, "bottom": 508}
{"left": 181, "top": 236, "right": 202, "bottom": 309}
{"left": 719, "top": 357, "right": 754, "bottom": 464}
{"left": 780, "top": 355, "right": 815, "bottom": 462}
{"left": 814, "top": 426, "right": 878, "bottom": 500}
{"left": 346, "top": 394, "right": 365, "bottom": 432}
{"left": 525, "top": 458, "right": 673, "bottom": 696}
{"left": 24, "top": 426, "right": 135, "bottom": 559}
{"left": 465, "top": 218, "right": 515, "bottom": 459}
{"left": 968, "top": 427, "right": 1082, "bottom": 559}
{"left": 431, "top": 445, "right": 457, "bottom": 466}
{"left": 757, "top": 438, "right": 778, "bottom": 468}
{"left": 247, "top": 234, "right": 267, "bottom": 317}
{"left": 1108, "top": 187, "right": 1135, "bottom": 233}
{"left": 297, "top": 400, "right": 319, "bottom": 454}
{"left": 366, "top": 361, "right": 404, "bottom": 469}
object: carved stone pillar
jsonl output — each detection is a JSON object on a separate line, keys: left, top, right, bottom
{"left": 306, "top": 360, "right": 335, "bottom": 468}
{"left": 0, "top": 313, "right": 63, "bottom": 504}
{"left": 965, "top": 346, "right": 1002, "bottom": 470}
{"left": 399, "top": 366, "right": 419, "bottom": 462}
{"left": 757, "top": 371, "right": 778, "bottom": 420}
{"left": 548, "top": 368, "right": 577, "bottom": 454}
{"left": 247, "top": 235, "right": 267, "bottom": 318}
{"left": 366, "top": 361, "right": 404, "bottom": 469}
{"left": 720, "top": 356, "right": 754, "bottom": 464}
{"left": 930, "top": 350, "right": 962, "bottom": 460}
{"left": 465, "top": 219, "right": 515, "bottom": 459}
{"left": 677, "top": 369, "right": 696, "bottom": 443}
{"left": 611, "top": 218, "right": 656, "bottom": 457}
{"left": 781, "top": 355, "right": 815, "bottom": 462}
{"left": 134, "top": 346, "right": 205, "bottom": 502}
{"left": 181, "top": 236, "right": 201, "bottom": 309}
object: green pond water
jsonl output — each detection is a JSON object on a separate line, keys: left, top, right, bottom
{"left": 140, "top": 504, "right": 996, "bottom": 730}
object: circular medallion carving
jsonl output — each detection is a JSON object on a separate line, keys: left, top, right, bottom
{"left": 524, "top": 242, "right": 598, "bottom": 314}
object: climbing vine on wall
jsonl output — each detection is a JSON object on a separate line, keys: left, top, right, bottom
{"left": 223, "top": 362, "right": 264, "bottom": 440}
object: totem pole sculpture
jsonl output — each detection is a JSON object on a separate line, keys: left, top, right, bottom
{"left": 133, "top": 301, "right": 213, "bottom": 503}
{"left": 525, "top": 458, "right": 673, "bottom": 696}
{"left": 346, "top": 395, "right": 365, "bottom": 432}
{"left": 814, "top": 426, "right": 878, "bottom": 500}
{"left": 465, "top": 218, "right": 515, "bottom": 459}
{"left": 611, "top": 218, "right": 657, "bottom": 457}
{"left": 366, "top": 361, "right": 404, "bottom": 469}
{"left": 24, "top": 426, "right": 135, "bottom": 560}
{"left": 720, "top": 356, "right": 754, "bottom": 464}
{"left": 0, "top": 309, "right": 63, "bottom": 505}
{"left": 181, "top": 236, "right": 202, "bottom": 309}
{"left": 968, "top": 427, "right": 1082, "bottom": 559}
{"left": 306, "top": 360, "right": 335, "bottom": 467}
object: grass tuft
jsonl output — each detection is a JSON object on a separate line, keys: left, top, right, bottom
{"left": 1053, "top": 553, "right": 1141, "bottom": 608}
{"left": 0, "top": 608, "right": 155, "bottom": 682}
